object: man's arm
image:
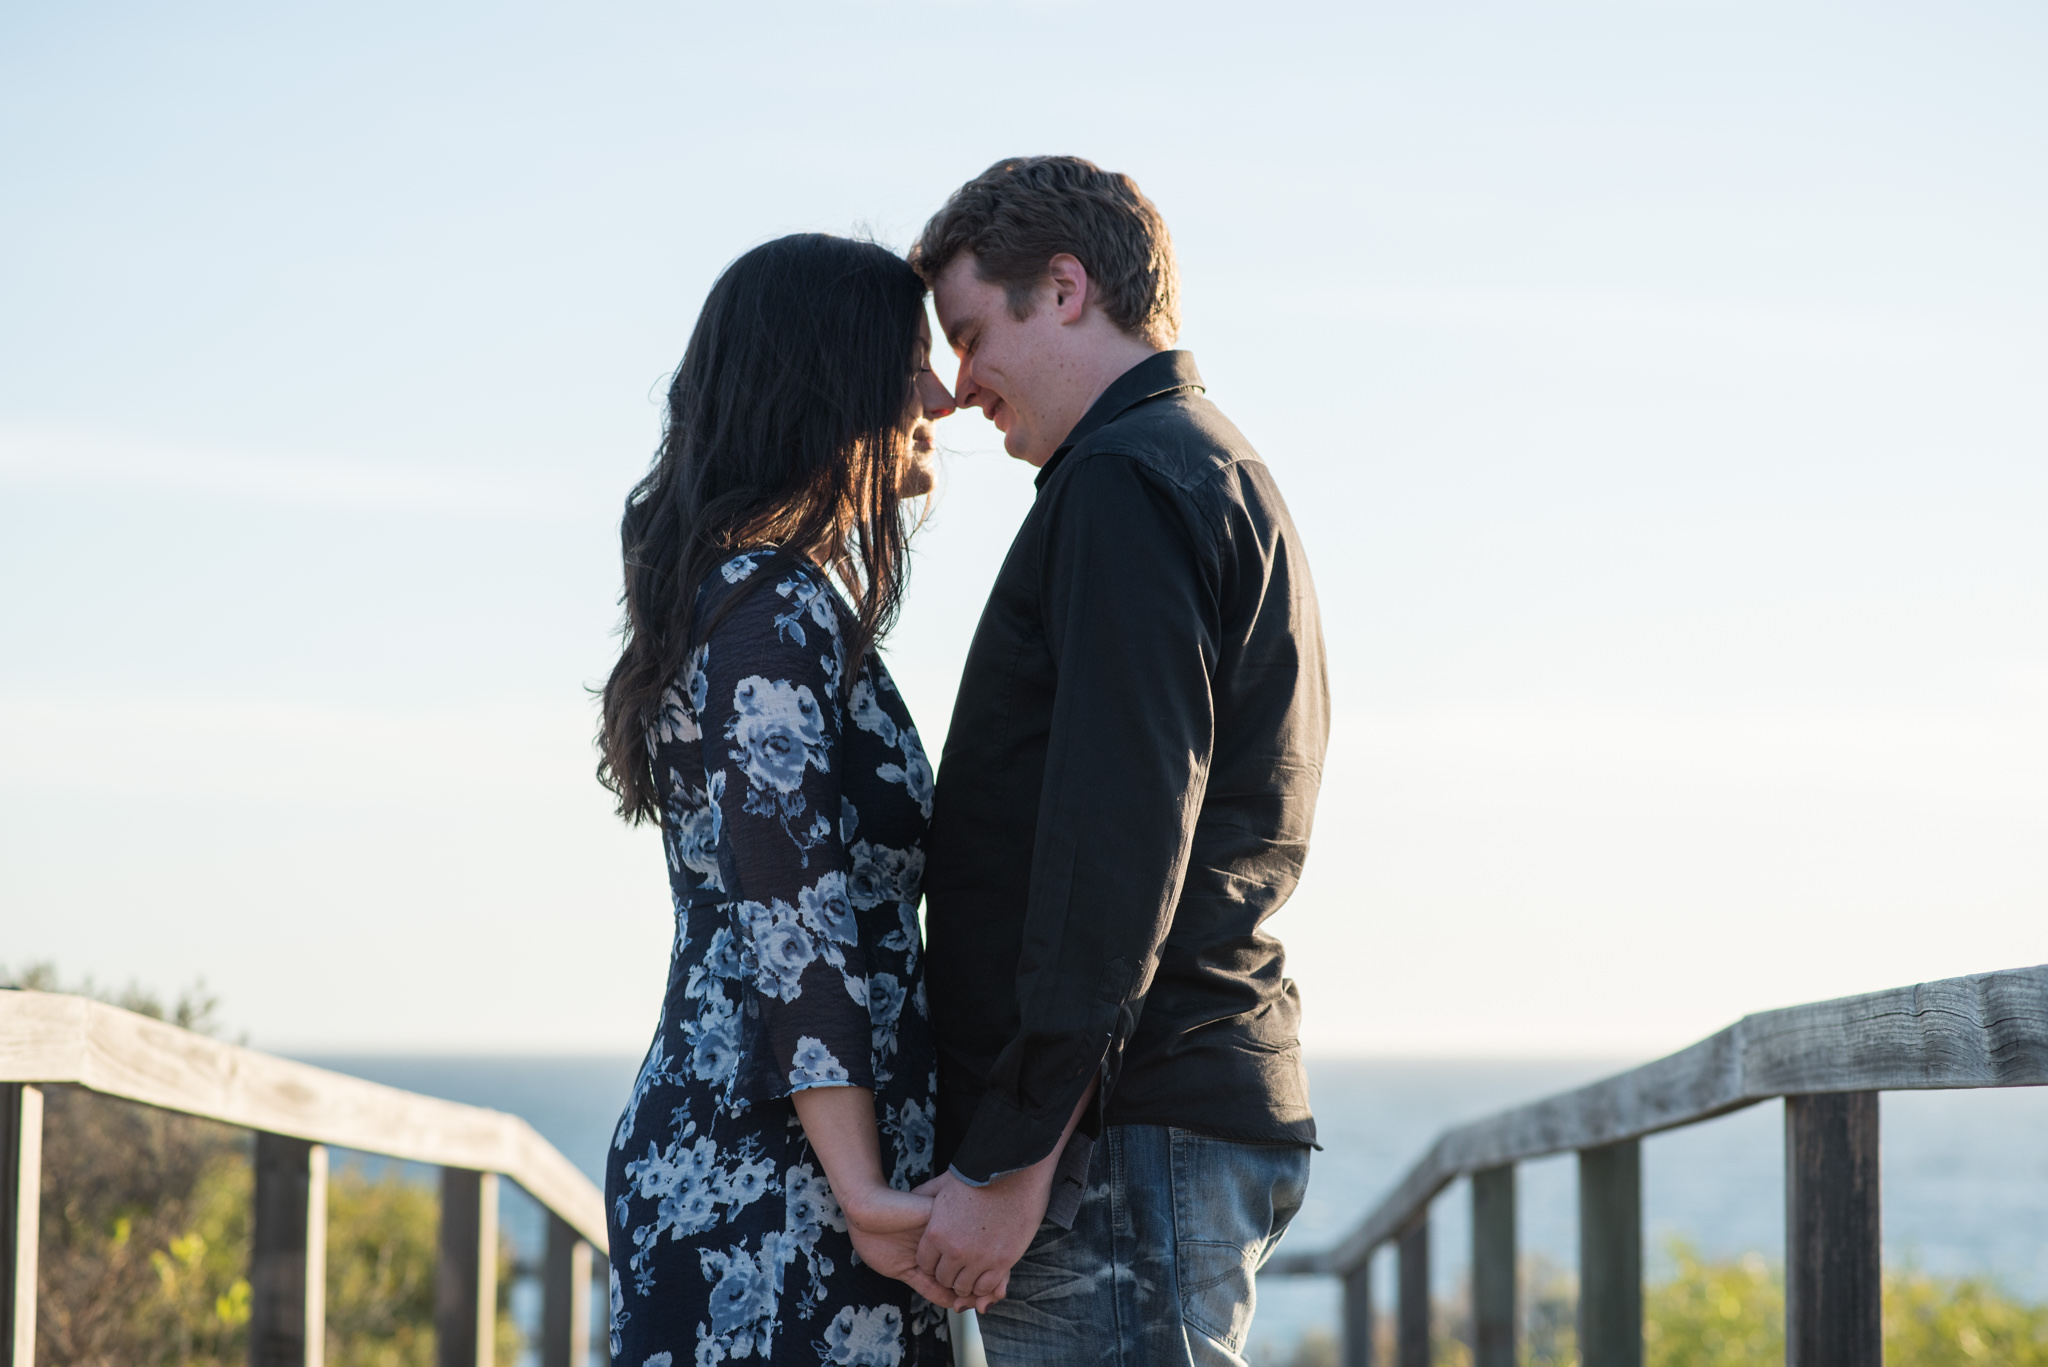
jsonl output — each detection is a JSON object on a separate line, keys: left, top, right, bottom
{"left": 926, "top": 453, "right": 1220, "bottom": 1285}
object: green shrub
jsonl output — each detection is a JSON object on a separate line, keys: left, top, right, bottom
{"left": 6, "top": 964, "right": 520, "bottom": 1366}
{"left": 1266, "top": 1240, "right": 2048, "bottom": 1367}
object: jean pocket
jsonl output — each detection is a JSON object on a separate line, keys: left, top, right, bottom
{"left": 1177, "top": 1237, "right": 1260, "bottom": 1350}
{"left": 1169, "top": 1129, "right": 1309, "bottom": 1353}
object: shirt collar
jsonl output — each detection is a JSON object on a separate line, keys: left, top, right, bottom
{"left": 1034, "top": 350, "right": 1206, "bottom": 490}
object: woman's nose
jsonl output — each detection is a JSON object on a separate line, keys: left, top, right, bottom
{"left": 921, "top": 370, "right": 957, "bottom": 419}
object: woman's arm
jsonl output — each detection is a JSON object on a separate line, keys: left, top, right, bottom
{"left": 690, "top": 563, "right": 961, "bottom": 1304}
{"left": 791, "top": 1086, "right": 960, "bottom": 1306}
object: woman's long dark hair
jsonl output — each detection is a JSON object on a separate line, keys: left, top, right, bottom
{"left": 598, "top": 234, "right": 928, "bottom": 824}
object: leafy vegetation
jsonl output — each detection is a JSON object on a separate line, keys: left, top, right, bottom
{"left": 1266, "top": 1240, "right": 2048, "bottom": 1367}
{"left": 4, "top": 964, "right": 521, "bottom": 1367}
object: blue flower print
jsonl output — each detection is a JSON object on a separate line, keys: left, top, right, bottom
{"left": 782, "top": 1162, "right": 846, "bottom": 1256}
{"left": 789, "top": 1036, "right": 850, "bottom": 1090}
{"left": 866, "top": 974, "right": 905, "bottom": 1035}
{"left": 616, "top": 1035, "right": 678, "bottom": 1152}
{"left": 721, "top": 552, "right": 765, "bottom": 582}
{"left": 697, "top": 925, "right": 749, "bottom": 985}
{"left": 819, "top": 1305, "right": 907, "bottom": 1366}
{"left": 666, "top": 769, "right": 726, "bottom": 892}
{"left": 797, "top": 871, "right": 858, "bottom": 952}
{"left": 652, "top": 683, "right": 702, "bottom": 750}
{"left": 846, "top": 841, "right": 924, "bottom": 910}
{"left": 609, "top": 1267, "right": 626, "bottom": 1360}
{"left": 773, "top": 574, "right": 845, "bottom": 649}
{"left": 683, "top": 991, "right": 743, "bottom": 1086}
{"left": 728, "top": 677, "right": 827, "bottom": 796}
{"left": 875, "top": 727, "right": 933, "bottom": 821}
{"left": 880, "top": 1098, "right": 935, "bottom": 1193}
{"left": 701, "top": 1241, "right": 781, "bottom": 1343}
{"left": 878, "top": 904, "right": 918, "bottom": 956}
{"left": 743, "top": 900, "right": 817, "bottom": 1003}
{"left": 684, "top": 644, "right": 711, "bottom": 712}
{"left": 848, "top": 679, "right": 898, "bottom": 748}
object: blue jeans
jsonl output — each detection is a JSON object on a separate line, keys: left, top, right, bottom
{"left": 975, "top": 1125, "right": 1311, "bottom": 1367}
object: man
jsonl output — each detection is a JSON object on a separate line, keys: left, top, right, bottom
{"left": 908, "top": 156, "right": 1330, "bottom": 1366}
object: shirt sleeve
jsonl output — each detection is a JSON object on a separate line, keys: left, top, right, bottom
{"left": 948, "top": 454, "right": 1220, "bottom": 1182}
{"left": 698, "top": 567, "right": 874, "bottom": 1099}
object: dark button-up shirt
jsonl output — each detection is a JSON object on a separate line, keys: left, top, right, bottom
{"left": 924, "top": 350, "right": 1329, "bottom": 1184}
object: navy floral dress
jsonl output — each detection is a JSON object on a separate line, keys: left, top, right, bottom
{"left": 606, "top": 551, "right": 946, "bottom": 1367}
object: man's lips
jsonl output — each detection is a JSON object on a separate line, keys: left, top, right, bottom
{"left": 984, "top": 397, "right": 1010, "bottom": 430}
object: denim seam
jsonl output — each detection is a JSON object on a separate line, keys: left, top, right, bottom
{"left": 1110, "top": 1127, "right": 1131, "bottom": 1364}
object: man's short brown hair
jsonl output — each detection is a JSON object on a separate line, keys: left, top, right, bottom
{"left": 910, "top": 156, "right": 1180, "bottom": 349}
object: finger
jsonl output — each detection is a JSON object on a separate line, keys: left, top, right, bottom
{"left": 932, "top": 1252, "right": 967, "bottom": 1289}
{"left": 948, "top": 1259, "right": 989, "bottom": 1296}
{"left": 904, "top": 1269, "right": 952, "bottom": 1305}
{"left": 970, "top": 1267, "right": 1005, "bottom": 1299}
{"left": 911, "top": 1175, "right": 948, "bottom": 1197}
{"left": 914, "top": 1235, "right": 941, "bottom": 1278}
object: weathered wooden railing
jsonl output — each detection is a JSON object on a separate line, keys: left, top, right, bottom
{"left": 1262, "top": 964, "right": 2048, "bottom": 1367}
{"left": 0, "top": 990, "right": 607, "bottom": 1367}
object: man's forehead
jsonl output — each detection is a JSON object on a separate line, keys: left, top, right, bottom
{"left": 934, "top": 257, "right": 1006, "bottom": 338}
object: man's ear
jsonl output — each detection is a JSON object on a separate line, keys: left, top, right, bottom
{"left": 1045, "top": 253, "right": 1090, "bottom": 325}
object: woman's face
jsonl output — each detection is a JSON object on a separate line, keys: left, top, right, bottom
{"left": 900, "top": 315, "right": 955, "bottom": 499}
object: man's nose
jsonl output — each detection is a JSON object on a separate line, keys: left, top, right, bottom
{"left": 953, "top": 357, "right": 986, "bottom": 413}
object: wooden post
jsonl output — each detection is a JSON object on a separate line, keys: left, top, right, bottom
{"left": 1785, "top": 1092, "right": 1881, "bottom": 1367}
{"left": 1472, "top": 1165, "right": 1515, "bottom": 1367}
{"left": 248, "top": 1134, "right": 328, "bottom": 1367}
{"left": 1578, "top": 1139, "right": 1641, "bottom": 1367}
{"left": 1341, "top": 1250, "right": 1375, "bottom": 1367}
{"left": 1397, "top": 1215, "right": 1429, "bottom": 1367}
{"left": 540, "top": 1212, "right": 592, "bottom": 1367}
{"left": 437, "top": 1168, "right": 498, "bottom": 1367}
{"left": 2, "top": 1085, "right": 42, "bottom": 1367}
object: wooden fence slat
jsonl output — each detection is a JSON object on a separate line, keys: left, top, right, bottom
{"left": 1578, "top": 1139, "right": 1641, "bottom": 1367}
{"left": 437, "top": 1169, "right": 498, "bottom": 1367}
{"left": 540, "top": 1213, "right": 592, "bottom": 1367}
{"left": 1397, "top": 1217, "right": 1428, "bottom": 1367}
{"left": 2, "top": 1085, "right": 41, "bottom": 1367}
{"left": 1472, "top": 1165, "right": 1515, "bottom": 1367}
{"left": 1277, "top": 964, "right": 2048, "bottom": 1275}
{"left": 1785, "top": 1092, "right": 1881, "bottom": 1367}
{"left": 248, "top": 1134, "right": 327, "bottom": 1367}
{"left": 1340, "top": 1252, "right": 1374, "bottom": 1367}
{"left": 0, "top": 994, "right": 602, "bottom": 1248}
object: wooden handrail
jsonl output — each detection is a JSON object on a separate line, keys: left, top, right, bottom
{"left": 1268, "top": 963, "right": 2048, "bottom": 1280}
{"left": 0, "top": 990, "right": 605, "bottom": 1247}
{"left": 3, "top": 989, "right": 612, "bottom": 1366}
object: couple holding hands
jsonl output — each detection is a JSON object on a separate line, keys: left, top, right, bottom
{"left": 598, "top": 156, "right": 1328, "bottom": 1367}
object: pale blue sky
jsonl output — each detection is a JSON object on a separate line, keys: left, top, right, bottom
{"left": 3, "top": 0, "right": 2043, "bottom": 1052}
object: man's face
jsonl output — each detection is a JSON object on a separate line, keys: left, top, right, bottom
{"left": 932, "top": 254, "right": 1067, "bottom": 467}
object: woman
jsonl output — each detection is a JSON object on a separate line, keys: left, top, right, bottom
{"left": 597, "top": 234, "right": 957, "bottom": 1367}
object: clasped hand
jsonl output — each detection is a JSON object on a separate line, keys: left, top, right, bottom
{"left": 844, "top": 1165, "right": 1049, "bottom": 1313}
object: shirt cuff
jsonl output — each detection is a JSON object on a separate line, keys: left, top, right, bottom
{"left": 947, "top": 1087, "right": 1078, "bottom": 1185}
{"left": 948, "top": 1132, "right": 1094, "bottom": 1231}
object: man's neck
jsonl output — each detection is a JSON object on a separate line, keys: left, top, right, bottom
{"left": 1047, "top": 334, "right": 1164, "bottom": 462}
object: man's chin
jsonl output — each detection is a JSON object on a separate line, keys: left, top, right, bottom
{"left": 1002, "top": 431, "right": 1048, "bottom": 467}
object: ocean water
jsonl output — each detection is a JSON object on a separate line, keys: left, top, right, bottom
{"left": 299, "top": 1054, "right": 2048, "bottom": 1365}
